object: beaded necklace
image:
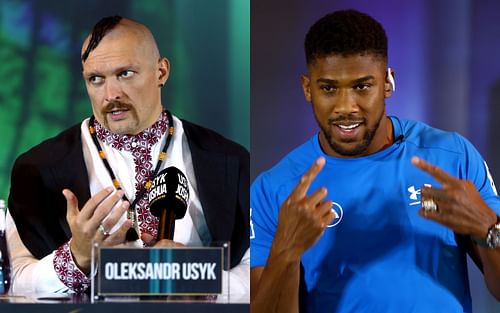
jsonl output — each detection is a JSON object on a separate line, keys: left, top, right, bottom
{"left": 88, "top": 110, "right": 174, "bottom": 241}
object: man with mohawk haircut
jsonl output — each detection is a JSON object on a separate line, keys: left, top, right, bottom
{"left": 7, "top": 16, "right": 249, "bottom": 298}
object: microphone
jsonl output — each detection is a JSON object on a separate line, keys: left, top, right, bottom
{"left": 148, "top": 167, "right": 189, "bottom": 240}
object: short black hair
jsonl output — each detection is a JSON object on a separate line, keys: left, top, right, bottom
{"left": 304, "top": 9, "right": 387, "bottom": 65}
{"left": 82, "top": 15, "right": 123, "bottom": 62}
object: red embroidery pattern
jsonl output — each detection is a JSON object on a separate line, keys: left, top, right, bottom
{"left": 94, "top": 112, "right": 168, "bottom": 238}
{"left": 53, "top": 242, "right": 90, "bottom": 293}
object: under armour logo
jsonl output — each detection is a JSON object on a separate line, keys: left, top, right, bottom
{"left": 408, "top": 185, "right": 421, "bottom": 200}
{"left": 408, "top": 184, "right": 432, "bottom": 206}
{"left": 408, "top": 185, "right": 422, "bottom": 206}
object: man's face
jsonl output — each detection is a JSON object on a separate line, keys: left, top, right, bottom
{"left": 82, "top": 30, "right": 168, "bottom": 135}
{"left": 301, "top": 54, "right": 392, "bottom": 157}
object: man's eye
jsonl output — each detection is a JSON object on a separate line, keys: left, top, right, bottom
{"left": 321, "top": 85, "right": 336, "bottom": 92}
{"left": 119, "top": 70, "right": 135, "bottom": 78}
{"left": 89, "top": 76, "right": 104, "bottom": 84}
{"left": 354, "top": 84, "right": 370, "bottom": 91}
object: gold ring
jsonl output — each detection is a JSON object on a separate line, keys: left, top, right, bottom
{"left": 422, "top": 199, "right": 438, "bottom": 212}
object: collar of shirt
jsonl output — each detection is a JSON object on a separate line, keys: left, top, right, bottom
{"left": 94, "top": 111, "right": 169, "bottom": 152}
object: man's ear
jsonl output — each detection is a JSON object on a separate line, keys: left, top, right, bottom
{"left": 301, "top": 74, "right": 312, "bottom": 102}
{"left": 384, "top": 68, "right": 395, "bottom": 98}
{"left": 158, "top": 57, "right": 170, "bottom": 87}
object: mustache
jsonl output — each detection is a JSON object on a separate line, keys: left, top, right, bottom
{"left": 101, "top": 101, "right": 133, "bottom": 115}
{"left": 328, "top": 114, "right": 365, "bottom": 125}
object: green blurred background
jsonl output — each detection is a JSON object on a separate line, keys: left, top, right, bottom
{"left": 0, "top": 0, "right": 250, "bottom": 200}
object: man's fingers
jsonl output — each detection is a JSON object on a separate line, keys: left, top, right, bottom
{"left": 411, "top": 157, "right": 459, "bottom": 186}
{"left": 88, "top": 189, "right": 124, "bottom": 228}
{"left": 101, "top": 201, "right": 130, "bottom": 233}
{"left": 155, "top": 239, "right": 185, "bottom": 248}
{"left": 421, "top": 186, "right": 449, "bottom": 203}
{"left": 103, "top": 219, "right": 133, "bottom": 246}
{"left": 79, "top": 187, "right": 115, "bottom": 220}
{"left": 317, "top": 200, "right": 334, "bottom": 217}
{"left": 291, "top": 157, "right": 326, "bottom": 201}
{"left": 63, "top": 189, "right": 79, "bottom": 219}
{"left": 317, "top": 201, "right": 336, "bottom": 226}
{"left": 141, "top": 233, "right": 156, "bottom": 247}
{"left": 305, "top": 187, "right": 328, "bottom": 209}
{"left": 137, "top": 236, "right": 186, "bottom": 248}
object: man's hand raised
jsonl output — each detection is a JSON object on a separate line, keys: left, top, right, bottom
{"left": 272, "top": 157, "right": 336, "bottom": 262}
{"left": 63, "top": 187, "right": 132, "bottom": 273}
{"left": 411, "top": 157, "right": 497, "bottom": 238}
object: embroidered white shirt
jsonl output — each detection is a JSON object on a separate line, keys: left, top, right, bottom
{"left": 7, "top": 114, "right": 249, "bottom": 302}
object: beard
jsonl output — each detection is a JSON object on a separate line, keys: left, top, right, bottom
{"left": 319, "top": 112, "right": 383, "bottom": 157}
